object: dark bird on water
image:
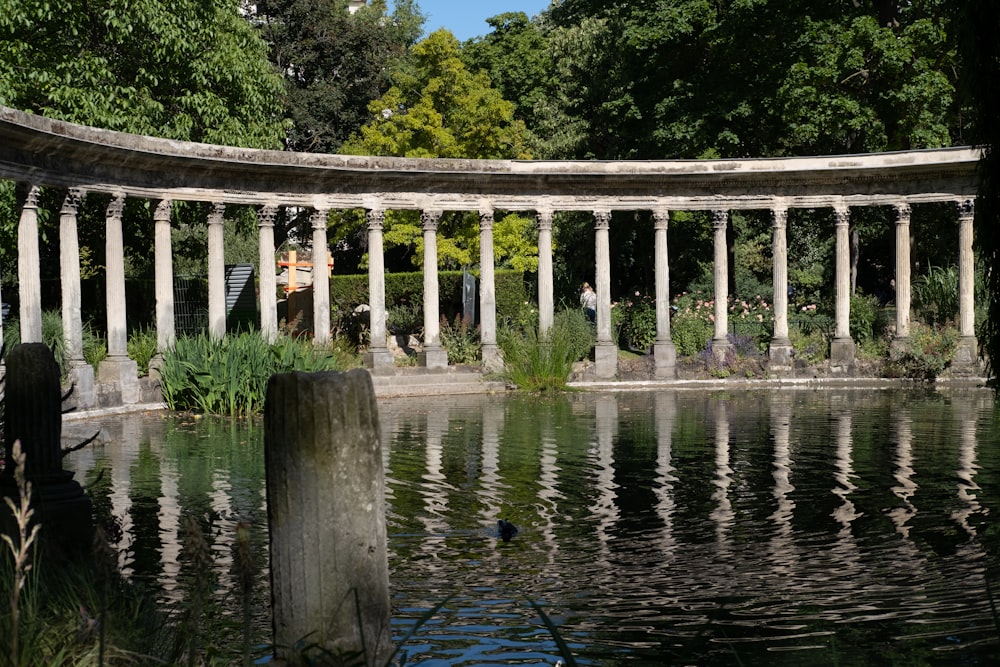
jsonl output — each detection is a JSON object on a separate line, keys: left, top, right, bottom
{"left": 498, "top": 519, "right": 518, "bottom": 542}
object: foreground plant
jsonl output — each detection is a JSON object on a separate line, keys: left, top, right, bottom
{"left": 2, "top": 440, "right": 40, "bottom": 667}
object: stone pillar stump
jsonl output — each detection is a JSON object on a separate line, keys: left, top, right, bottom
{"left": 264, "top": 368, "right": 391, "bottom": 666}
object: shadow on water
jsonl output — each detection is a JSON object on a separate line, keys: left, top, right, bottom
{"left": 63, "top": 388, "right": 1000, "bottom": 666}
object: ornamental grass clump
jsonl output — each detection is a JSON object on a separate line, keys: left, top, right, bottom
{"left": 159, "top": 331, "right": 354, "bottom": 415}
{"left": 499, "top": 311, "right": 585, "bottom": 392}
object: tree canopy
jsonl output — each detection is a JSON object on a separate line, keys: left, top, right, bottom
{"left": 0, "top": 0, "right": 287, "bottom": 148}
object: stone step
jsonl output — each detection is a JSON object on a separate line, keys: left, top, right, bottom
{"left": 368, "top": 369, "right": 508, "bottom": 398}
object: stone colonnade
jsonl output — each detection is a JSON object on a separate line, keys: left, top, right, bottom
{"left": 0, "top": 107, "right": 981, "bottom": 403}
{"left": 10, "top": 189, "right": 981, "bottom": 395}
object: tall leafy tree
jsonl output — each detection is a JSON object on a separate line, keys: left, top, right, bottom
{"left": 338, "top": 29, "right": 535, "bottom": 272}
{"left": 0, "top": 0, "right": 286, "bottom": 147}
{"left": 255, "top": 0, "right": 424, "bottom": 153}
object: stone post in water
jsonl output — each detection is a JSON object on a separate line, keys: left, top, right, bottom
{"left": 264, "top": 368, "right": 391, "bottom": 666}
{"left": 0, "top": 343, "right": 92, "bottom": 559}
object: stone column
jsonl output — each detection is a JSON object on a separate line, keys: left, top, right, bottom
{"left": 257, "top": 205, "right": 279, "bottom": 343}
{"left": 60, "top": 188, "right": 96, "bottom": 408}
{"left": 479, "top": 207, "right": 502, "bottom": 371}
{"left": 364, "top": 208, "right": 394, "bottom": 374}
{"left": 536, "top": 208, "right": 555, "bottom": 335}
{"left": 153, "top": 199, "right": 175, "bottom": 352}
{"left": 711, "top": 209, "right": 733, "bottom": 363}
{"left": 17, "top": 184, "right": 42, "bottom": 343}
{"left": 830, "top": 204, "right": 855, "bottom": 371}
{"left": 419, "top": 209, "right": 448, "bottom": 369}
{"left": 769, "top": 206, "right": 793, "bottom": 368}
{"left": 953, "top": 200, "right": 979, "bottom": 370}
{"left": 893, "top": 202, "right": 912, "bottom": 342}
{"left": 652, "top": 208, "right": 676, "bottom": 378}
{"left": 593, "top": 209, "right": 617, "bottom": 379}
{"left": 207, "top": 202, "right": 226, "bottom": 340}
{"left": 60, "top": 188, "right": 85, "bottom": 366}
{"left": 264, "top": 369, "right": 391, "bottom": 666}
{"left": 98, "top": 194, "right": 139, "bottom": 403}
{"left": 311, "top": 208, "right": 331, "bottom": 345}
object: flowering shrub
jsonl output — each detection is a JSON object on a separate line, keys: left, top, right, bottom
{"left": 670, "top": 291, "right": 775, "bottom": 356}
{"left": 613, "top": 291, "right": 658, "bottom": 351}
{"left": 440, "top": 314, "right": 480, "bottom": 364}
{"left": 883, "top": 322, "right": 958, "bottom": 380}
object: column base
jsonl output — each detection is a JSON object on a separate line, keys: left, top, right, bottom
{"left": 768, "top": 338, "right": 794, "bottom": 371}
{"left": 67, "top": 362, "right": 97, "bottom": 410}
{"left": 419, "top": 345, "right": 449, "bottom": 370}
{"left": 98, "top": 355, "right": 139, "bottom": 404}
{"left": 829, "top": 337, "right": 855, "bottom": 374}
{"left": 653, "top": 341, "right": 676, "bottom": 379}
{"left": 710, "top": 338, "right": 734, "bottom": 365}
{"left": 364, "top": 347, "right": 396, "bottom": 376}
{"left": 481, "top": 343, "right": 503, "bottom": 373}
{"left": 949, "top": 336, "right": 981, "bottom": 376}
{"left": 594, "top": 342, "right": 618, "bottom": 379}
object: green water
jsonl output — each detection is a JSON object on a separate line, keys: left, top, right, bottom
{"left": 64, "top": 388, "right": 1000, "bottom": 666}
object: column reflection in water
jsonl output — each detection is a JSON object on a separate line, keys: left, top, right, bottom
{"left": 888, "top": 408, "right": 917, "bottom": 539}
{"left": 653, "top": 392, "right": 677, "bottom": 559}
{"left": 537, "top": 417, "right": 563, "bottom": 569}
{"left": 710, "top": 400, "right": 734, "bottom": 546}
{"left": 952, "top": 395, "right": 983, "bottom": 539}
{"left": 830, "top": 404, "right": 862, "bottom": 575}
{"left": 769, "top": 395, "right": 797, "bottom": 575}
{"left": 109, "top": 418, "right": 140, "bottom": 577}
{"left": 420, "top": 406, "right": 450, "bottom": 558}
{"left": 591, "top": 394, "right": 620, "bottom": 560}
{"left": 478, "top": 402, "right": 504, "bottom": 531}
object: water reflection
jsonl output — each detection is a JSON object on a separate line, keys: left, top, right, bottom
{"left": 63, "top": 389, "right": 1000, "bottom": 666}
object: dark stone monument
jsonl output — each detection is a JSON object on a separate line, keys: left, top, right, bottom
{"left": 265, "top": 368, "right": 392, "bottom": 666}
{"left": 0, "top": 343, "right": 93, "bottom": 560}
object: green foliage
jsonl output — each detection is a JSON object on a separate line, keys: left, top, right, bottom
{"left": 912, "top": 264, "right": 959, "bottom": 326}
{"left": 670, "top": 292, "right": 715, "bottom": 358}
{"left": 883, "top": 322, "right": 959, "bottom": 380}
{"left": 498, "top": 316, "right": 583, "bottom": 392}
{"left": 439, "top": 314, "right": 480, "bottom": 365}
{"left": 159, "top": 331, "right": 351, "bottom": 415}
{"left": 387, "top": 301, "right": 422, "bottom": 335}
{"left": 127, "top": 327, "right": 159, "bottom": 377}
{"left": 255, "top": 0, "right": 424, "bottom": 153}
{"left": 552, "top": 306, "right": 595, "bottom": 364}
{"left": 850, "top": 291, "right": 890, "bottom": 345}
{"left": 0, "top": 0, "right": 286, "bottom": 148}
{"left": 613, "top": 292, "right": 657, "bottom": 351}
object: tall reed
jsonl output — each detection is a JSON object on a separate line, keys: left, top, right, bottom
{"left": 2, "top": 440, "right": 40, "bottom": 667}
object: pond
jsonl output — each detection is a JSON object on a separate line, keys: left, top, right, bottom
{"left": 63, "top": 387, "right": 1000, "bottom": 666}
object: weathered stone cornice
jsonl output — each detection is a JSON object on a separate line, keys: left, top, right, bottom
{"left": 0, "top": 105, "right": 981, "bottom": 211}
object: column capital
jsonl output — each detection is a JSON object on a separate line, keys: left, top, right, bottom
{"left": 421, "top": 209, "right": 442, "bottom": 231}
{"left": 154, "top": 199, "right": 173, "bottom": 222}
{"left": 653, "top": 208, "right": 670, "bottom": 230}
{"left": 957, "top": 199, "right": 975, "bottom": 222}
{"left": 106, "top": 193, "right": 126, "bottom": 220}
{"left": 207, "top": 201, "right": 225, "bottom": 226}
{"left": 593, "top": 209, "right": 611, "bottom": 230}
{"left": 61, "top": 187, "right": 85, "bottom": 215}
{"left": 833, "top": 205, "right": 850, "bottom": 226}
{"left": 712, "top": 209, "right": 728, "bottom": 229}
{"left": 367, "top": 208, "right": 385, "bottom": 231}
{"left": 479, "top": 208, "right": 494, "bottom": 231}
{"left": 310, "top": 208, "right": 329, "bottom": 230}
{"left": 894, "top": 201, "right": 911, "bottom": 223}
{"left": 536, "top": 208, "right": 554, "bottom": 231}
{"left": 771, "top": 207, "right": 788, "bottom": 229}
{"left": 16, "top": 183, "right": 41, "bottom": 208}
{"left": 258, "top": 204, "right": 278, "bottom": 228}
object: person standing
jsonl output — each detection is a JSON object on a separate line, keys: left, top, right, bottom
{"left": 580, "top": 282, "right": 597, "bottom": 323}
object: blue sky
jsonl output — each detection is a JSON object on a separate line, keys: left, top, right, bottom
{"left": 392, "top": 1, "right": 551, "bottom": 41}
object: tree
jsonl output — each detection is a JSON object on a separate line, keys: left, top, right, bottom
{"left": 254, "top": 0, "right": 424, "bottom": 153}
{"left": 0, "top": 0, "right": 286, "bottom": 147}
{"left": 0, "top": 0, "right": 288, "bottom": 291}
{"left": 337, "top": 29, "right": 536, "bottom": 274}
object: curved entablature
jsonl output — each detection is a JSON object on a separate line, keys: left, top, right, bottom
{"left": 0, "top": 105, "right": 981, "bottom": 211}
